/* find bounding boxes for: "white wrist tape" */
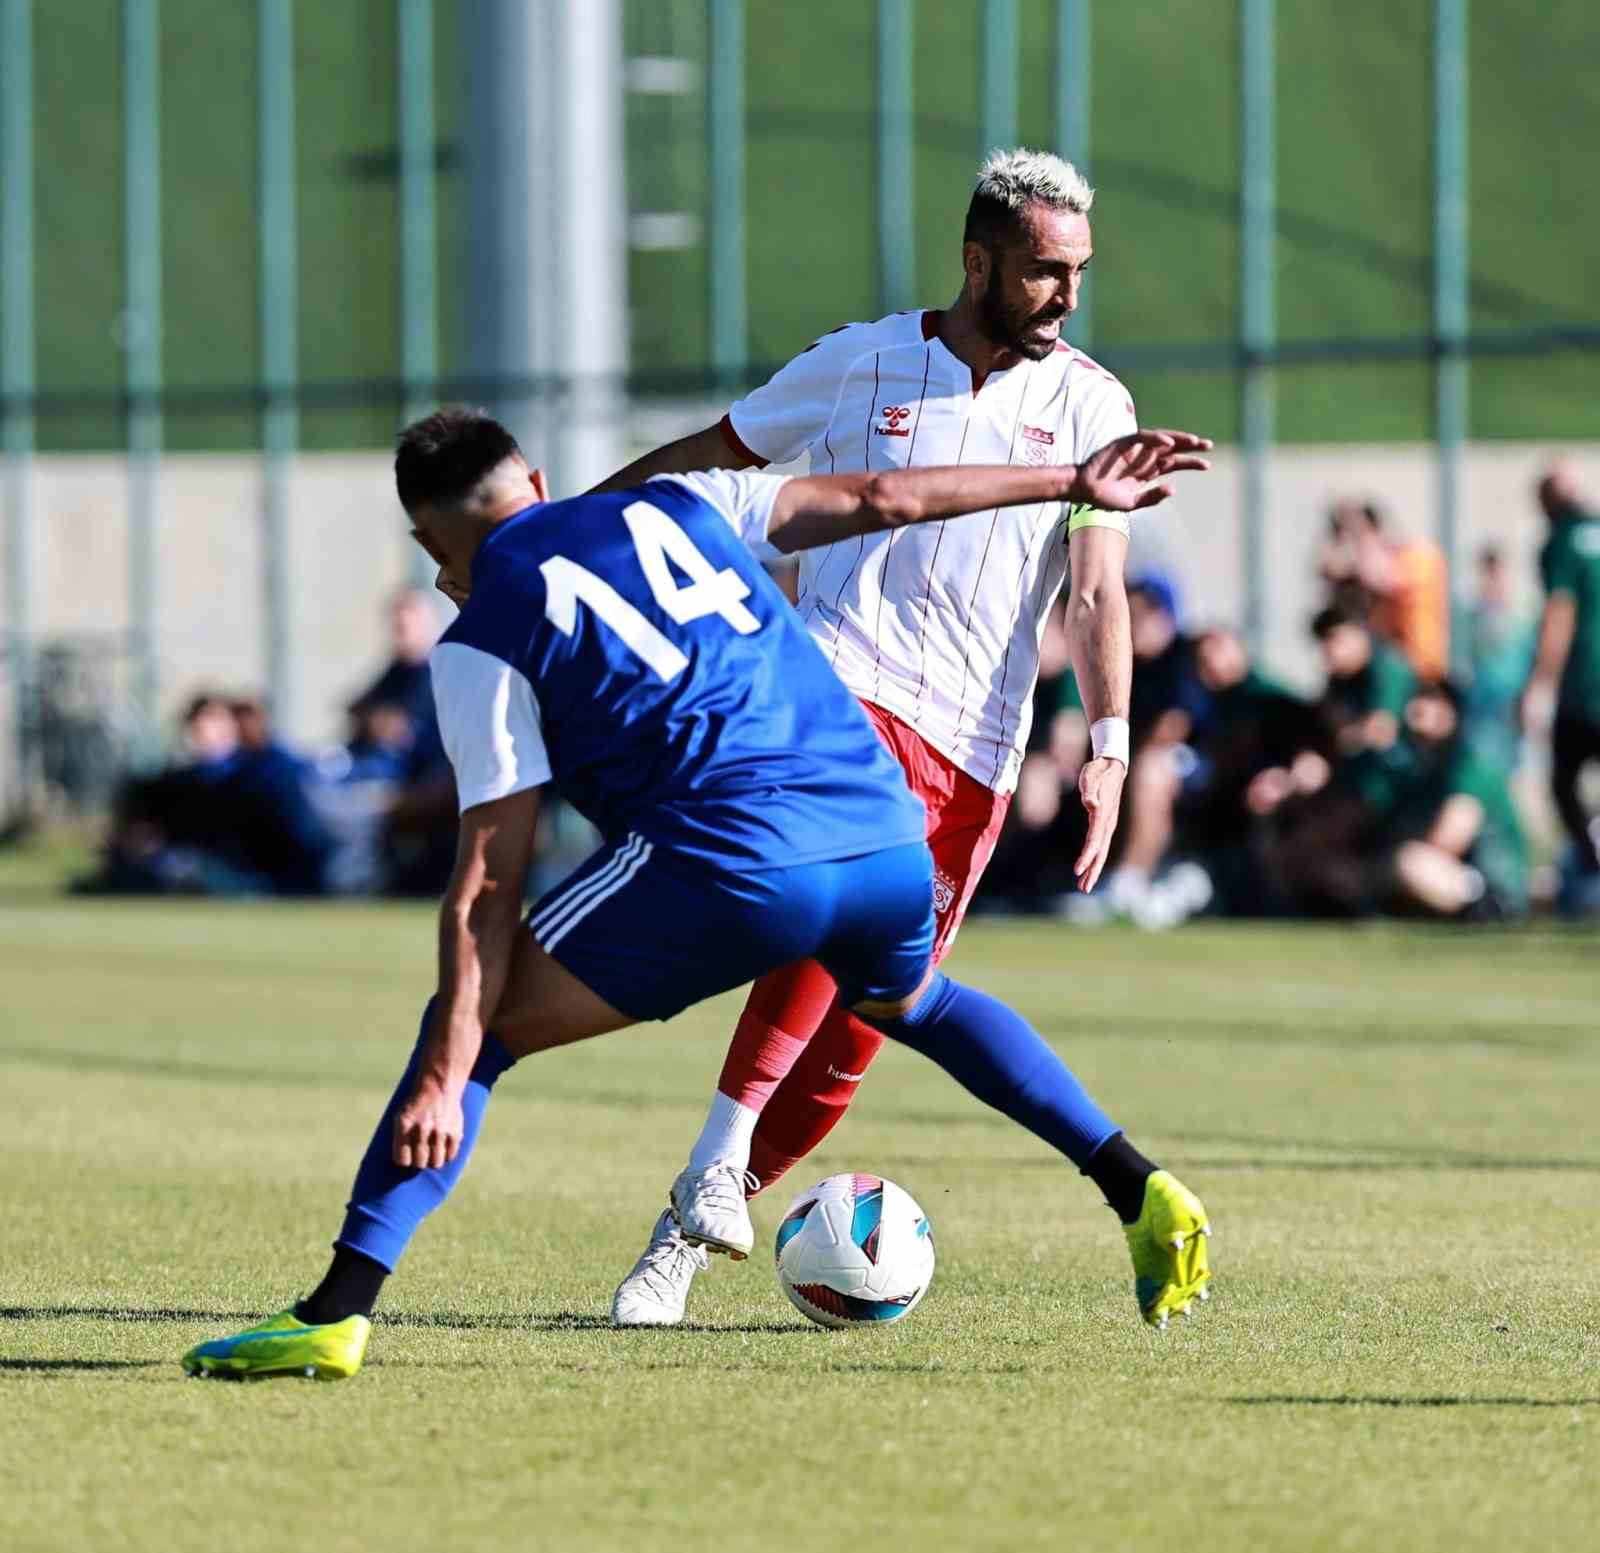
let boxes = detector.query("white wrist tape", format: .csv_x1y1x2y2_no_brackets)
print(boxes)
1089,717,1131,766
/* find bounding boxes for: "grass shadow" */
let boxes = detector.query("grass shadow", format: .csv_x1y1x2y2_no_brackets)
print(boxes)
381,1309,815,1336
1229,1394,1600,1409
1,1305,818,1339
0,1359,163,1373
1,1306,259,1324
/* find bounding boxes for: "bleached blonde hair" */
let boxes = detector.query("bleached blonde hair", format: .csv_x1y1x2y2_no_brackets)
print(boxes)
973,147,1094,217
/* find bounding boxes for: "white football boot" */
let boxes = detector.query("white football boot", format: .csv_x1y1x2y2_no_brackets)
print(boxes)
670,1162,759,1258
611,1209,710,1327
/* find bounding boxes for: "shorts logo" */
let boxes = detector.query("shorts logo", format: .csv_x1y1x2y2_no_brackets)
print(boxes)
827,1065,866,1083
1020,424,1055,466
875,404,912,438
932,869,957,915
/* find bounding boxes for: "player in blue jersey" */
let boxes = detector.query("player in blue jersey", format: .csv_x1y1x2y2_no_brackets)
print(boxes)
181,409,1212,1379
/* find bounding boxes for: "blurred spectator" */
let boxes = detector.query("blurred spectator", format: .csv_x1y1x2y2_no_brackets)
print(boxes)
1094,577,1211,923
1264,681,1526,919
1105,626,1322,924
86,692,333,896
348,588,441,732
1311,601,1416,758
326,586,460,896
1125,574,1205,750
1318,500,1449,682
1459,545,1534,772
1521,463,1600,913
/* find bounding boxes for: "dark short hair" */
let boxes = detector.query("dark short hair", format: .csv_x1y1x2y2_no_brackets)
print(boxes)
1311,601,1367,640
963,190,1028,254
1410,677,1463,716
182,692,231,725
394,408,521,513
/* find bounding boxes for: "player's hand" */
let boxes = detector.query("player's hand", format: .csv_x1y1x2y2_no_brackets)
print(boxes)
393,1078,466,1170
1074,755,1127,893
1071,430,1212,512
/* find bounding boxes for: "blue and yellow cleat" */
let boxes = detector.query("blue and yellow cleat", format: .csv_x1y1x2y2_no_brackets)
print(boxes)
181,1310,371,1381
1124,1170,1212,1329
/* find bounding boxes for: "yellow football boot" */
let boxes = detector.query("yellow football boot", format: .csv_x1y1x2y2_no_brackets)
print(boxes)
1123,1170,1212,1329
181,1310,371,1381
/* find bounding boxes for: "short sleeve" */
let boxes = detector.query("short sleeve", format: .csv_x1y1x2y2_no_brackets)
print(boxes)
724,323,870,467
1066,354,1140,539
1541,530,1580,596
649,470,791,562
429,641,552,813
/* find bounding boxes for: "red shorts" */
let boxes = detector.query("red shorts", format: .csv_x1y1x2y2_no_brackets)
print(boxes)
730,699,1012,1063
857,700,1011,963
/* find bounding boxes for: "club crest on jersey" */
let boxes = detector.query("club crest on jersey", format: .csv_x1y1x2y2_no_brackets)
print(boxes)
875,405,912,438
1020,424,1055,466
932,869,957,914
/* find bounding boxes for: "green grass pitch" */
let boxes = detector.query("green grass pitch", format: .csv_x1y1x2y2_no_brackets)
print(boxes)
1,875,1596,1552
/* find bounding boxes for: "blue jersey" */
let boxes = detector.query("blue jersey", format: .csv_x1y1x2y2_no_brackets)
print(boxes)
428,470,927,870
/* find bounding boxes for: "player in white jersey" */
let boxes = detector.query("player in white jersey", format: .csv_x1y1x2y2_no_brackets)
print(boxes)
602,149,1203,1328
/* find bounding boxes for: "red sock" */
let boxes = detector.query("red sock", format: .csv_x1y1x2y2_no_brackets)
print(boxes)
714,958,839,1111
747,1003,887,1195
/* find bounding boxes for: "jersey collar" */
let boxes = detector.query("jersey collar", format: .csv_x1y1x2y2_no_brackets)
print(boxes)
921,308,1023,395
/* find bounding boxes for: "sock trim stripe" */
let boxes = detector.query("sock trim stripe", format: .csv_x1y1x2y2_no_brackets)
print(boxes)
529,833,647,939
538,837,654,951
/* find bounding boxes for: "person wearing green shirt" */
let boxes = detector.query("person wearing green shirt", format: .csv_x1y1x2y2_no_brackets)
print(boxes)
1521,464,1600,908
1311,602,1417,757
1353,681,1527,916
1264,678,1525,919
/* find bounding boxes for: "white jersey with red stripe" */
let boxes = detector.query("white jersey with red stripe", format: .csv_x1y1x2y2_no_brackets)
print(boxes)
723,308,1137,794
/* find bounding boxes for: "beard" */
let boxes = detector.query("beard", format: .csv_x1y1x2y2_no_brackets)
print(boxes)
977,266,1066,362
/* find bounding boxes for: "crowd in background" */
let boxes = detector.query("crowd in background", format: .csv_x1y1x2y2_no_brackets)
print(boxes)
979,461,1600,925
81,464,1600,926
82,591,460,900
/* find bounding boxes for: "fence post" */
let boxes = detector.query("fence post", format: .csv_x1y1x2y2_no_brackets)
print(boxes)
877,0,915,315
1,0,35,804
980,0,1018,157
1434,0,1469,644
259,0,298,732
124,0,162,756
1238,0,1275,658
398,0,439,586
1055,0,1092,347
708,0,746,390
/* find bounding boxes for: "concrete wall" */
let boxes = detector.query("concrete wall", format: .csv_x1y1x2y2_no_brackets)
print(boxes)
4,453,421,763
3,435,1597,795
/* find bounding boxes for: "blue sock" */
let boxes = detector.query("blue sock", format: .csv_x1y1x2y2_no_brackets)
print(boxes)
871,973,1119,1168
336,999,517,1271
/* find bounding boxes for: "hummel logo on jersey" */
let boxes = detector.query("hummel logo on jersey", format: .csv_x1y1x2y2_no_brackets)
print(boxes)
875,405,912,438
827,1065,867,1083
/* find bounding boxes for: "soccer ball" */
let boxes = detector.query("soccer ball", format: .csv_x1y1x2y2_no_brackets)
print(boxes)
774,1172,934,1328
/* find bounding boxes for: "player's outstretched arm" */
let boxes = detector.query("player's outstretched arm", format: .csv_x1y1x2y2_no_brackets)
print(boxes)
589,422,745,494
763,429,1211,554
393,788,542,1170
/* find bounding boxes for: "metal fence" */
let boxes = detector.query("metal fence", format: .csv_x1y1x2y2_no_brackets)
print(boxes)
2,0,1598,813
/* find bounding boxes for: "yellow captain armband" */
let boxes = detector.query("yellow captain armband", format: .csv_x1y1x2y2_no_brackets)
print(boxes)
1066,503,1131,539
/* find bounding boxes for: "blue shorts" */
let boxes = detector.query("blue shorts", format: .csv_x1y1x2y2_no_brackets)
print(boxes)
526,832,935,1021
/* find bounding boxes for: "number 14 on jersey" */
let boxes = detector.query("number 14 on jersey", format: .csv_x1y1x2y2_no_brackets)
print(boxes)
540,501,761,682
